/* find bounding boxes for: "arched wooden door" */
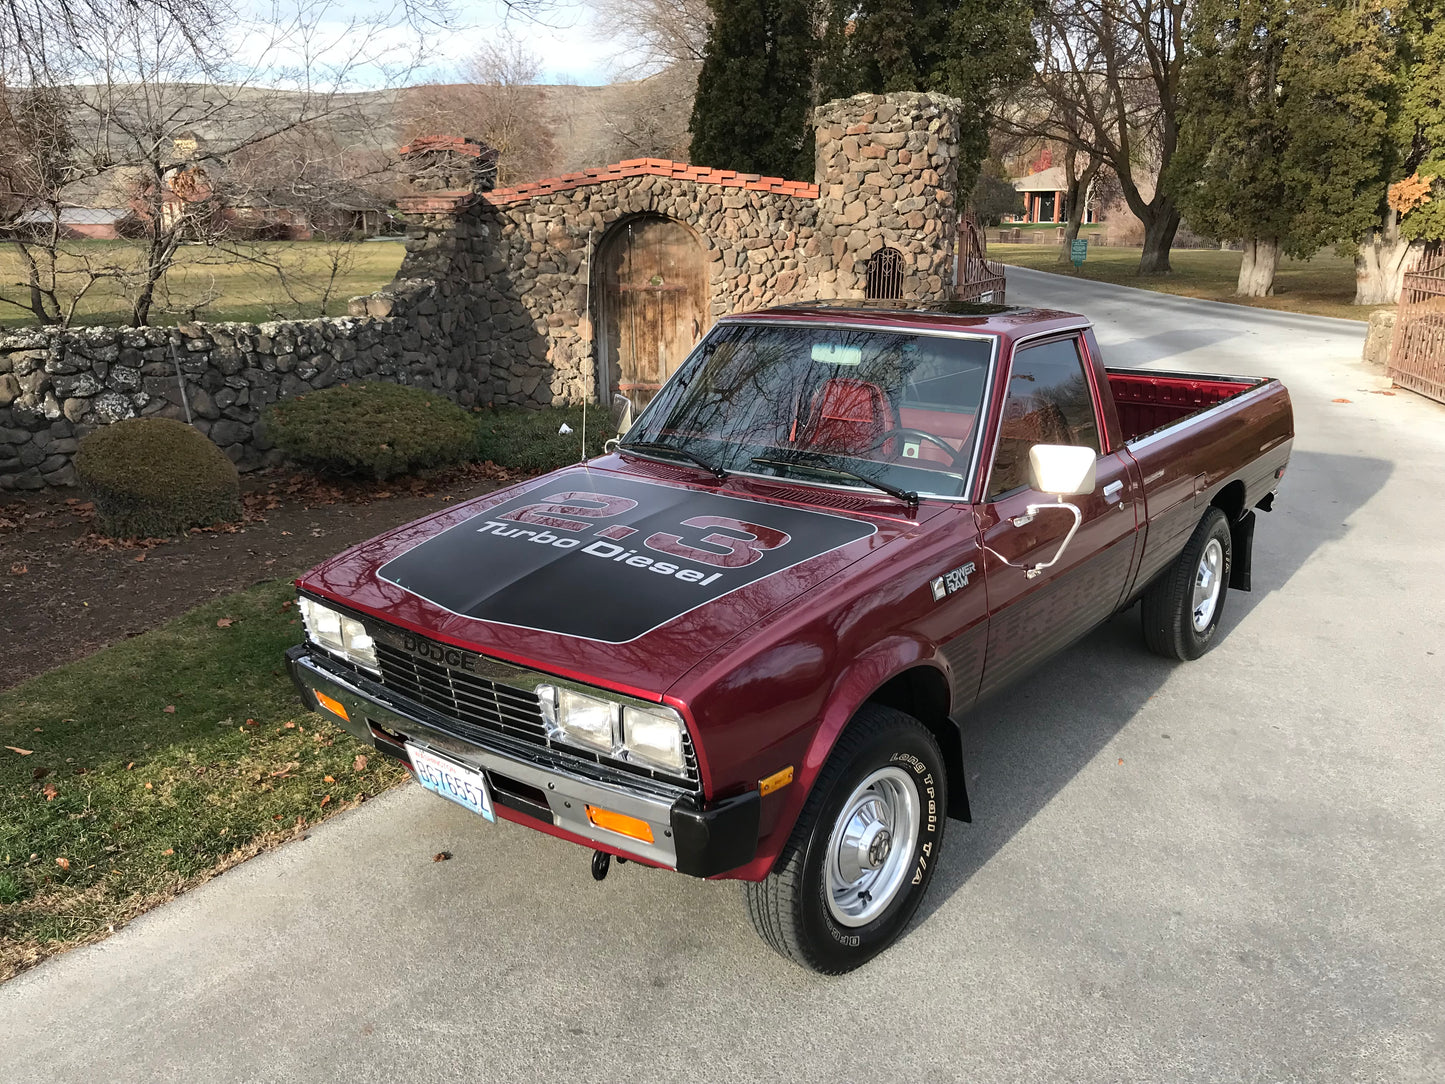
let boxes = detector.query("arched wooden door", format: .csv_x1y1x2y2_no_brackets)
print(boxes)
597,216,708,410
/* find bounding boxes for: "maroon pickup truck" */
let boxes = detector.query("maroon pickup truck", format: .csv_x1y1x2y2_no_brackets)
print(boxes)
287,301,1293,972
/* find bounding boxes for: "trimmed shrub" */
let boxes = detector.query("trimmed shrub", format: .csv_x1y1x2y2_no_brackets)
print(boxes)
75,418,243,539
264,382,476,480
475,404,614,474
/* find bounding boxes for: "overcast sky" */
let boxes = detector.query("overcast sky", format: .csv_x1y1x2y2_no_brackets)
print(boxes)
228,0,644,89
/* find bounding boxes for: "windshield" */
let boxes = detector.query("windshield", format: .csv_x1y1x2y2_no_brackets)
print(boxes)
621,321,994,499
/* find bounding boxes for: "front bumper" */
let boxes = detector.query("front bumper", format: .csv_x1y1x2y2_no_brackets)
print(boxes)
286,646,759,877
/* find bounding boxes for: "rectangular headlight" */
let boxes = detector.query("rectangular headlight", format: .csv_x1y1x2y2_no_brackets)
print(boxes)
536,685,617,754
622,705,687,774
299,596,379,674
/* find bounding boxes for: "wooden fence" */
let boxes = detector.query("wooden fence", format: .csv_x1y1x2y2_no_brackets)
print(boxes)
1389,260,1445,403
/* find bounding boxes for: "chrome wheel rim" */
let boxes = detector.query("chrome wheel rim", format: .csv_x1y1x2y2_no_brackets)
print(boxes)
824,766,920,928
1192,538,1224,632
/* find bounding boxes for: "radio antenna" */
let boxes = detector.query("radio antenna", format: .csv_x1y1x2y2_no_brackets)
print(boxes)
580,229,594,465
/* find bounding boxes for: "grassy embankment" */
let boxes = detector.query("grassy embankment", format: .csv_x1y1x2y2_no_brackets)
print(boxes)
0,579,408,980
0,240,406,328
992,242,1383,323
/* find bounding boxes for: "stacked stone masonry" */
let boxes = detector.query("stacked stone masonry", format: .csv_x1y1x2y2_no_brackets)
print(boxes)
0,92,969,490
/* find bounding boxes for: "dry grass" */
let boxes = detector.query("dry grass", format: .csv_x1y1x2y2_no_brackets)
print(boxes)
0,239,406,328
992,243,1386,323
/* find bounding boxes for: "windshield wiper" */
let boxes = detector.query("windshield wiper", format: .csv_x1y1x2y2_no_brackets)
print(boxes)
750,455,918,509
620,440,728,480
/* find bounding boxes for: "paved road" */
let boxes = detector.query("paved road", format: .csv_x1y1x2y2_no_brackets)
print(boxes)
4,269,1443,1083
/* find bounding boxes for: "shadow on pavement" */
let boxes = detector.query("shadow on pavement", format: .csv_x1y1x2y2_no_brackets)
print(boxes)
913,449,1391,921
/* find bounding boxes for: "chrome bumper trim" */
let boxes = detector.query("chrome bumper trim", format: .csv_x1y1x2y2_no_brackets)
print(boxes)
291,652,681,868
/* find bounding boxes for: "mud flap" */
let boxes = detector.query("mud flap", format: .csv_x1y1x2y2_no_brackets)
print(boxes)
1229,510,1255,592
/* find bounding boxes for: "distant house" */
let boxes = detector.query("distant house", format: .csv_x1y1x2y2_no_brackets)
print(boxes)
9,207,131,240
1010,166,1101,226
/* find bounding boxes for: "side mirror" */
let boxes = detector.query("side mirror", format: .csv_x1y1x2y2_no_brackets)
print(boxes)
611,393,634,437
1029,444,1096,496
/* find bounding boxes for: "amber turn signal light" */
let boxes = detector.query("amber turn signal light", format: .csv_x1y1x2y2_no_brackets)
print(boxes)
759,765,794,797
313,689,349,722
586,805,655,844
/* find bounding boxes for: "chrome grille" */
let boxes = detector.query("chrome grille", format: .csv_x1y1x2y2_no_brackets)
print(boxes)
371,631,700,791
375,642,548,745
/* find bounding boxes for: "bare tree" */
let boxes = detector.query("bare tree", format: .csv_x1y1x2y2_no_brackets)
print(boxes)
0,0,429,326
999,0,1186,274
594,64,697,162
589,0,711,74
401,35,559,187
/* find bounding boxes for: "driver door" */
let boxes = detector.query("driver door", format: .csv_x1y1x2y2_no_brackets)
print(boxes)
976,335,1142,701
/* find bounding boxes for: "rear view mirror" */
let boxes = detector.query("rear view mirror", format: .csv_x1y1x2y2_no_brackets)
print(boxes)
1029,444,1096,496
611,393,634,437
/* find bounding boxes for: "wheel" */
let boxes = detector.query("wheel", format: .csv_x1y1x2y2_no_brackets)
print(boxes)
743,703,947,974
1141,506,1232,661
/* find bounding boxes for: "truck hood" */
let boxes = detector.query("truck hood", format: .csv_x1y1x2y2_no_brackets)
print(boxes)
297,463,935,699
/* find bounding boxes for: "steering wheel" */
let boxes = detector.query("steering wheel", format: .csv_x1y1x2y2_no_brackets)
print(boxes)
867,426,967,470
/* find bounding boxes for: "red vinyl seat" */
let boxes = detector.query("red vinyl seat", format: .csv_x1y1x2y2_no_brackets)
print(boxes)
801,377,896,456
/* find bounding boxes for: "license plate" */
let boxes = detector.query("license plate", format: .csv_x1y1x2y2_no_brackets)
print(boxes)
407,744,495,822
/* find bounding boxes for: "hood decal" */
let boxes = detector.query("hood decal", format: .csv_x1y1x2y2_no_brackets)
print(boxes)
377,474,877,644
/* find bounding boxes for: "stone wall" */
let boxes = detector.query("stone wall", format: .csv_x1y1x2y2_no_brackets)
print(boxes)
1,91,974,490
0,310,478,490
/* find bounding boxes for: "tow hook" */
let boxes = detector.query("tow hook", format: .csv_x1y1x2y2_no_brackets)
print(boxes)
590,851,628,881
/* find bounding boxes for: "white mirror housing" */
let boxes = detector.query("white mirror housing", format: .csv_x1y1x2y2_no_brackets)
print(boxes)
611,393,635,437
1029,444,1096,496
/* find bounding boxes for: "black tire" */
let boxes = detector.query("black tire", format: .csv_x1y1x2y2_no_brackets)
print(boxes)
743,703,947,974
1142,506,1232,661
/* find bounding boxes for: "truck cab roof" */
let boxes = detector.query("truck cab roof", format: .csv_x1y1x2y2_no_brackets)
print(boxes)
745,299,1091,344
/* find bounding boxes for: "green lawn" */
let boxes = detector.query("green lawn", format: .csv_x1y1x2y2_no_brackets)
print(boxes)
992,243,1383,323
0,579,406,980
0,239,406,328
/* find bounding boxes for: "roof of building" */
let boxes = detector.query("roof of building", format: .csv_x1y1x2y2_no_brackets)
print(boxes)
1012,166,1067,193
14,207,129,225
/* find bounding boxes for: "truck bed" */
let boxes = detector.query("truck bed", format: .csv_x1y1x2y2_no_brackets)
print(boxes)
1106,368,1268,442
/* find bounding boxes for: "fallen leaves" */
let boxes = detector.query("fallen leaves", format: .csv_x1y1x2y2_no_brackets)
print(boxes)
268,761,300,779
42,783,58,800
9,563,26,575
1331,398,1352,404
323,775,335,783
353,754,368,773
216,617,234,628
162,848,174,856
5,745,33,756
162,705,176,714
433,852,451,863
55,857,70,871
319,795,331,809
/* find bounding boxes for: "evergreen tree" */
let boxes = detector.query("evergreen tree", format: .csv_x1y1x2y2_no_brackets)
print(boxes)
1171,0,1296,296
1171,0,1400,298
688,0,817,180
815,0,1034,195
1394,1,1445,247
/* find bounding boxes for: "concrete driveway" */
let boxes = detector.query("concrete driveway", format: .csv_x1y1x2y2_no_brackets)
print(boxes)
3,268,1442,1083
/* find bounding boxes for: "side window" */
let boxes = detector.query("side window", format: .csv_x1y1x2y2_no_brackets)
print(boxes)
987,337,1101,499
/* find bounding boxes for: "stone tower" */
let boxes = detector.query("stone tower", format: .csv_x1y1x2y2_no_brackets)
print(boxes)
813,92,963,300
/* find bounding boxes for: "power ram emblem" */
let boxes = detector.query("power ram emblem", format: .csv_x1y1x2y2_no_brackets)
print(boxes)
929,561,976,601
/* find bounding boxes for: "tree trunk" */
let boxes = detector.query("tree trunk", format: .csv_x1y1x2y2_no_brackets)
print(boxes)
1236,237,1280,297
1354,211,1427,305
1057,161,1100,264
1138,207,1181,274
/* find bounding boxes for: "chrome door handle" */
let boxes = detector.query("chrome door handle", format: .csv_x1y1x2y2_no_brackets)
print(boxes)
1103,481,1124,503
